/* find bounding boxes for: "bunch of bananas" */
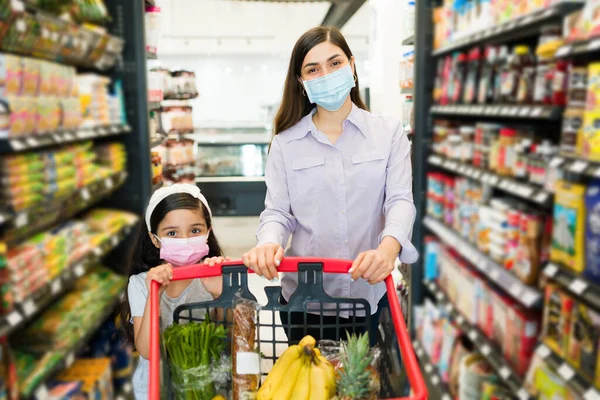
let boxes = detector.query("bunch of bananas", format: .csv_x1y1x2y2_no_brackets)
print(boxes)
257,335,336,400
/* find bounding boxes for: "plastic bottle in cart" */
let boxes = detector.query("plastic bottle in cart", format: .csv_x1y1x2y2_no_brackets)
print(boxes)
477,46,498,104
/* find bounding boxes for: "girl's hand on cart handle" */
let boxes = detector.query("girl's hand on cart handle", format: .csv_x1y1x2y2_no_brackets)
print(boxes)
145,263,174,294
203,256,230,267
202,256,230,298
242,243,284,281
349,249,394,285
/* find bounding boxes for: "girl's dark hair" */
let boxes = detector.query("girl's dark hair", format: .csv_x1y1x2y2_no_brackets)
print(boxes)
273,26,368,136
119,193,224,344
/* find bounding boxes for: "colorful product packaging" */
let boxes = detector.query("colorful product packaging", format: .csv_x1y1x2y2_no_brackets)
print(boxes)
541,284,574,358
585,182,600,285
567,303,600,383
551,181,586,273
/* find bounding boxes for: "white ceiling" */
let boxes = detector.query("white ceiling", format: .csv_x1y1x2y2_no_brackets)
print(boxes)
156,0,371,55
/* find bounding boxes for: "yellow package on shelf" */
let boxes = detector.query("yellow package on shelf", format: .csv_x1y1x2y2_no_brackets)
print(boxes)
551,181,586,273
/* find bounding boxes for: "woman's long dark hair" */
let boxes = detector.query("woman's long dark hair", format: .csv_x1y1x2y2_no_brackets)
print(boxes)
273,26,368,136
119,193,224,344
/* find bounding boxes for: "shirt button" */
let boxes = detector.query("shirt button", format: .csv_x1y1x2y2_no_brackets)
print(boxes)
339,180,344,185
340,211,345,215
343,240,348,244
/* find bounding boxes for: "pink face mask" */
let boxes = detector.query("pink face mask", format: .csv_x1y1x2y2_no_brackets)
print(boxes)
157,235,210,267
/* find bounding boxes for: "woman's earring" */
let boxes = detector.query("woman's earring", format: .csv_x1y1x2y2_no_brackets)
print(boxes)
302,89,307,97
354,74,358,83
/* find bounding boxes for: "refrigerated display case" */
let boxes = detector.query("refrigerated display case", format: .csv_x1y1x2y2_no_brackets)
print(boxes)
189,128,269,216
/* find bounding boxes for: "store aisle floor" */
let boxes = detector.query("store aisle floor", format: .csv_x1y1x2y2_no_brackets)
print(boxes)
213,216,287,359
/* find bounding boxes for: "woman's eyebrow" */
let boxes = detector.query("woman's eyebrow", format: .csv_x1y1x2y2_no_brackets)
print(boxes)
190,222,207,227
303,54,342,69
161,226,178,231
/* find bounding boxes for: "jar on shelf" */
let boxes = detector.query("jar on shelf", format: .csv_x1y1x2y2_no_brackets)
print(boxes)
497,127,517,176
460,125,476,162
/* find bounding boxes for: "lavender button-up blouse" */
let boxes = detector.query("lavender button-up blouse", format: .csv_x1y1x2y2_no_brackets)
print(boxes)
257,104,418,316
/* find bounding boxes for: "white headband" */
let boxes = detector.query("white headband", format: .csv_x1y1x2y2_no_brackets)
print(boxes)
145,183,212,232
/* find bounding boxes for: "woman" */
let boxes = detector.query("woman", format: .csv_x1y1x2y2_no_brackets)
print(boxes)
242,26,418,343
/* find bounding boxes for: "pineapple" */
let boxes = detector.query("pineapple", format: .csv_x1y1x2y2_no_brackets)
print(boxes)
337,332,375,400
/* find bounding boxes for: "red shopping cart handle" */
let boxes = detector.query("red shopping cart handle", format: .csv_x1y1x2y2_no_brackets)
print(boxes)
148,257,427,400
169,256,353,281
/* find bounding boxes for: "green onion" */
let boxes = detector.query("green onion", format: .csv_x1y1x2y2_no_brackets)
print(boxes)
163,319,228,400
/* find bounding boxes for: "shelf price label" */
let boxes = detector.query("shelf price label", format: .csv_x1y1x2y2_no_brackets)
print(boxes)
6,310,23,327
14,212,28,228
544,263,559,278
517,388,531,400
537,345,551,359
23,299,36,317
569,278,588,295
51,279,62,295
35,385,49,400
570,160,588,173
468,330,478,341
9,140,25,151
558,363,575,381
584,388,600,400
480,344,491,356
431,375,440,385
74,264,85,277
499,366,511,380
65,352,75,368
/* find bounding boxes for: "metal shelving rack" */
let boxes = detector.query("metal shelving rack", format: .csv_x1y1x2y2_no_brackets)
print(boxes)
410,0,600,397
0,0,153,396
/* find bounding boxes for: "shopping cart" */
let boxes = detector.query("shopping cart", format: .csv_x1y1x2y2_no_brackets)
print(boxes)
148,257,428,400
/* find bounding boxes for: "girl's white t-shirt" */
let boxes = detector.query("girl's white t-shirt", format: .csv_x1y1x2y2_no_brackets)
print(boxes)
128,272,213,400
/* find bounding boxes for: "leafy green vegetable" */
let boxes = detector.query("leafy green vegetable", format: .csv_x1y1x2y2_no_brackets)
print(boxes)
163,319,228,400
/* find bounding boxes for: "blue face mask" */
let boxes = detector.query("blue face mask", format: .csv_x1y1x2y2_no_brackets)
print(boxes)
303,64,356,112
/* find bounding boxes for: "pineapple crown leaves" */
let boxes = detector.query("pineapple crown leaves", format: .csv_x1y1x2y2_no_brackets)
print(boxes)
337,332,373,399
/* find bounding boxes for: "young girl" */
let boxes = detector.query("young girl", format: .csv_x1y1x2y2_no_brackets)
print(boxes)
120,183,227,399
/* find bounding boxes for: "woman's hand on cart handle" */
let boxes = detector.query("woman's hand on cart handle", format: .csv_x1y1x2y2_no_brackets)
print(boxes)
242,243,284,280
145,263,174,294
349,248,395,284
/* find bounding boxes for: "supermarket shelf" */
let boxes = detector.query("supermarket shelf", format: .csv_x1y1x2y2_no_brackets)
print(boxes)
534,344,600,398
0,220,137,339
195,176,266,183
555,37,600,59
402,35,415,46
543,263,600,312
428,154,553,206
549,155,600,179
146,50,157,60
187,132,271,145
429,104,564,120
26,289,125,399
148,101,162,110
0,171,128,243
423,216,543,308
0,124,131,154
425,281,534,400
432,1,584,56
412,340,452,400
150,135,165,148
164,94,199,101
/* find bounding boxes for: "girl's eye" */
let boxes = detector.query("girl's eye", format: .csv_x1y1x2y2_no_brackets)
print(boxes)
191,228,201,234
166,231,177,237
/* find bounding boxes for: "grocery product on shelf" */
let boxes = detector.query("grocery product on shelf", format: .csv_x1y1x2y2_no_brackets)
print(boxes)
0,141,125,213
0,53,126,139
551,181,587,273
151,68,199,100
158,105,194,134
0,2,123,70
145,6,162,56
55,358,114,399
